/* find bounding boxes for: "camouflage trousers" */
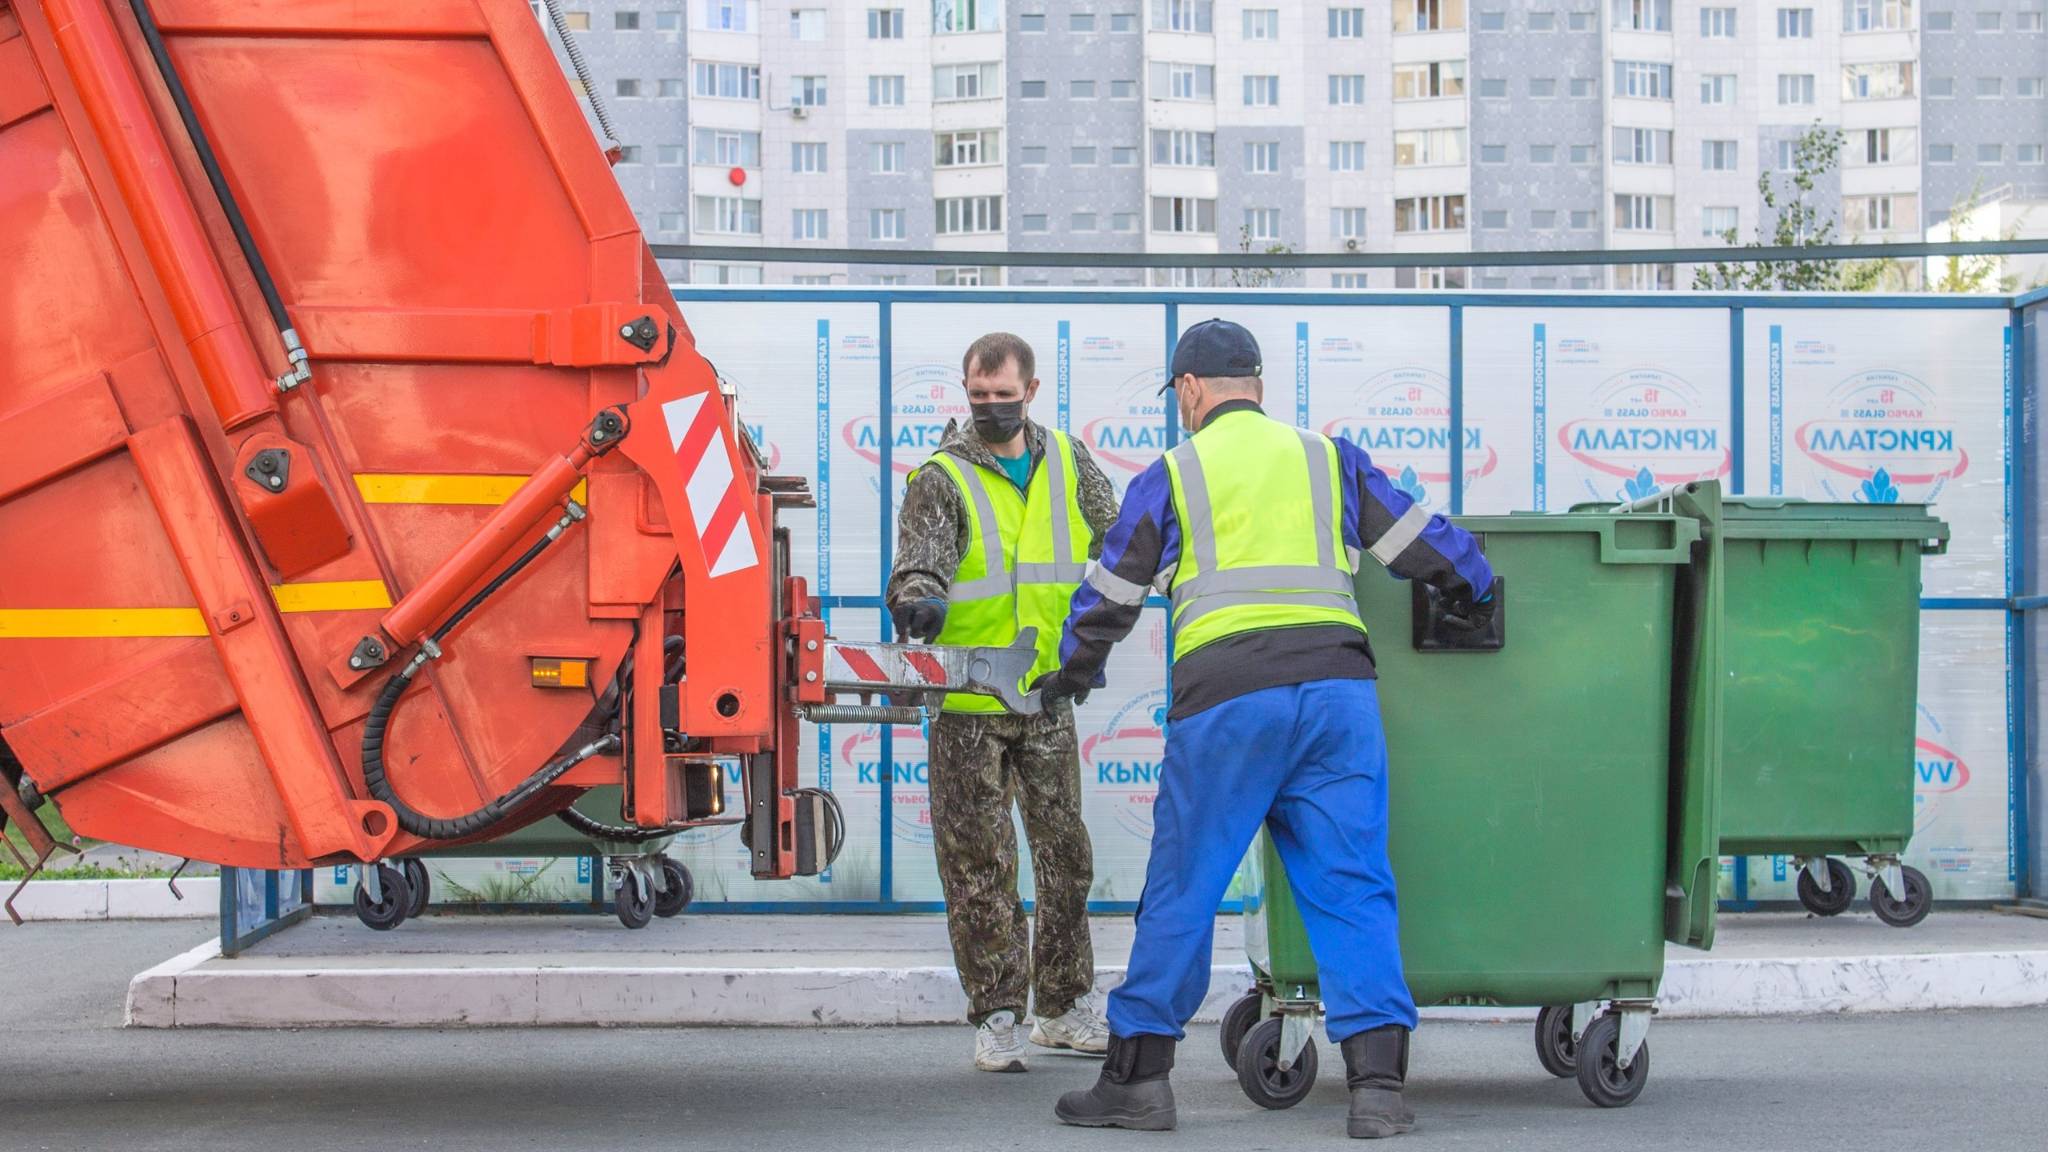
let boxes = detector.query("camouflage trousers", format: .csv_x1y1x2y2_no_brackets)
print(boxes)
928,704,1096,1025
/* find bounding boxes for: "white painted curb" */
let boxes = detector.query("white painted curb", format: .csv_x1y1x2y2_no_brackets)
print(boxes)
126,950,2048,1029
9,878,217,921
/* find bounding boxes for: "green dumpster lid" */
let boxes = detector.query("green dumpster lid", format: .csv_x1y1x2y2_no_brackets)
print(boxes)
1571,495,1949,544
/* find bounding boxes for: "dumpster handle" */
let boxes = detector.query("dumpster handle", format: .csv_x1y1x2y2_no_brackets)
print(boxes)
1594,517,1700,566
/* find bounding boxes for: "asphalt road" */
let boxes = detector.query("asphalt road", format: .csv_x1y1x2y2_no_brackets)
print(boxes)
3,921,2043,1152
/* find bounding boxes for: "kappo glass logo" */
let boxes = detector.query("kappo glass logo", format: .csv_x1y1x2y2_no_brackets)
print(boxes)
1558,369,1729,503
844,366,969,478
837,724,934,844
1913,704,1971,835
1321,367,1495,510
1081,689,1168,839
1795,370,1966,505
1080,368,1171,483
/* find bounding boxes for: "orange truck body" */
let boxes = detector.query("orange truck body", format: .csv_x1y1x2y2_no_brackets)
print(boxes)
0,0,843,874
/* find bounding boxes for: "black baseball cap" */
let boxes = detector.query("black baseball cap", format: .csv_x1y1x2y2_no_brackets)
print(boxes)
1160,319,1263,394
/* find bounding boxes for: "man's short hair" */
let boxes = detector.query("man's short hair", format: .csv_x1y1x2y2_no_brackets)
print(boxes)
1200,374,1263,395
963,332,1035,382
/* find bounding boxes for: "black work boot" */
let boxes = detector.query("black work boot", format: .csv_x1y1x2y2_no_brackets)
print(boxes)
1053,1033,1177,1131
1341,1025,1417,1139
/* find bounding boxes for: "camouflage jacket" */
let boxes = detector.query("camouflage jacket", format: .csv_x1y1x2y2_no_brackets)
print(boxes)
885,419,1121,613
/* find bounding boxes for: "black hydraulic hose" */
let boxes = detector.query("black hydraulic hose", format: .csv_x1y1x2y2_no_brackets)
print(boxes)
556,804,674,844
558,635,688,843
125,0,290,333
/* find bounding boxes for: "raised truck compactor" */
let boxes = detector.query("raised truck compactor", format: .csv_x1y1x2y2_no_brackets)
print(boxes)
0,0,1041,921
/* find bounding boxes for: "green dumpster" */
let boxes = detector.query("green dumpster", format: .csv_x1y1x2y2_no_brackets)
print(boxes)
1225,483,1725,1111
1710,498,1948,927
355,788,688,931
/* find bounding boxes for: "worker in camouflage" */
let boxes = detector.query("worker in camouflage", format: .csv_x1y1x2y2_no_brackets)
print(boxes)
887,332,1121,1073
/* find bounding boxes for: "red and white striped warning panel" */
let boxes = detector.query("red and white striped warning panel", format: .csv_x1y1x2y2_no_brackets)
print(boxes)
660,392,759,578
824,644,951,688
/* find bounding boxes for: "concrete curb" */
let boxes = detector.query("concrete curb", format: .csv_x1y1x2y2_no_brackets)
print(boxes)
126,950,2048,1029
10,878,217,921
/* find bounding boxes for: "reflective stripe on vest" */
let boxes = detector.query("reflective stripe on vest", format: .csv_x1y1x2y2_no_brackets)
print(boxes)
1164,412,1363,657
924,431,1091,712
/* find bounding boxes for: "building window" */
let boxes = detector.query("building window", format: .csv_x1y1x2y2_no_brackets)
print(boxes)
1702,140,1738,170
934,0,1000,33
1530,143,1556,162
1395,0,1466,32
1776,7,1813,36
1331,207,1369,238
562,10,592,31
1613,0,1671,30
1152,196,1217,233
1615,127,1673,165
694,128,761,165
656,11,683,32
1477,8,1505,28
616,145,643,164
1479,143,1507,162
694,195,762,235
935,63,999,101
1479,77,1507,97
1570,77,1597,98
1332,273,1369,289
1844,62,1915,100
1154,0,1214,31
1928,75,1954,97
657,144,685,166
1112,11,1138,31
1020,79,1047,98
935,267,1000,286
1021,214,1050,234
935,195,1003,234
2020,143,2045,164
1570,208,1598,229
1245,74,1281,105
1613,194,1673,231
1613,264,1674,291
790,209,828,240
1927,143,1954,163
615,10,642,30
694,62,761,100
1569,142,1598,164
789,8,826,38
1701,74,1734,104
1111,79,1138,98
1977,143,2004,163
1775,139,1798,168
1330,140,1367,171
1112,145,1139,165
1150,62,1216,100
1614,61,1674,99
697,1,749,31
1700,6,1735,35
657,78,686,98
656,211,683,234
1020,145,1048,164
1329,74,1366,105
1244,7,1279,37
1568,9,1595,30
2020,8,2045,31
1530,209,1558,228
1019,11,1046,30
1857,128,1906,164
868,8,905,37
1245,140,1282,172
1701,206,1738,237
1072,212,1098,231
1926,9,1953,28
1975,76,2003,98
1480,209,1509,229
1777,73,1816,105
1329,6,1365,36
1112,212,1139,232
1394,128,1467,166
1152,129,1216,167
1071,145,1099,165
1071,11,1096,31
1394,195,1466,232
1072,79,1097,99
2022,77,2046,98
1244,207,1282,240
615,78,642,98
1528,10,1556,29
1845,0,1913,31
872,142,905,173
1846,195,1909,231
936,130,1000,167
1396,267,1466,289
1529,77,1557,97
869,75,906,106
791,76,826,106
791,142,827,173
1394,60,1466,99
1975,9,2001,28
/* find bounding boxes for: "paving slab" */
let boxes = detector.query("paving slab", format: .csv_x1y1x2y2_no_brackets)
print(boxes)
127,909,2048,1028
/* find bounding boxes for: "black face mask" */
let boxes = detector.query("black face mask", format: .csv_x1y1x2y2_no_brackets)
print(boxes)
970,400,1027,444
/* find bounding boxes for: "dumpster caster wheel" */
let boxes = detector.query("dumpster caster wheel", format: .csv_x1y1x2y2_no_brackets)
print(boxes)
1574,1015,1649,1108
1220,992,1264,1071
614,868,653,929
1869,865,1931,928
1534,1005,1578,1078
1236,1017,1318,1110
653,857,693,919
1795,858,1856,917
353,864,412,932
401,858,431,920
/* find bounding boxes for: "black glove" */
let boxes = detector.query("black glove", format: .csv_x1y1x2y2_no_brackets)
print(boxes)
1439,580,1498,633
890,598,946,643
1030,667,1092,709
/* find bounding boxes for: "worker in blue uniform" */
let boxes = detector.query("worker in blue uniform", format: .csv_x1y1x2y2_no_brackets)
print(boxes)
1032,319,1496,1139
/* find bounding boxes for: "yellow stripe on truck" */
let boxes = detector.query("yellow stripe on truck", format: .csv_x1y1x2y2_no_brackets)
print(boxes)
269,580,394,613
0,581,394,638
354,474,588,506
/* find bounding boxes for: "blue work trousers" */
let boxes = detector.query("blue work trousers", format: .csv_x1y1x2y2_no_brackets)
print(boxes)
1106,678,1417,1043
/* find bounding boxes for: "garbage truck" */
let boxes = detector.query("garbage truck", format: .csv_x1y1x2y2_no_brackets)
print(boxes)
0,0,1042,922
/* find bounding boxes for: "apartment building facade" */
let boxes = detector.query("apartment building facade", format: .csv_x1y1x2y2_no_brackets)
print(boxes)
538,0,2047,288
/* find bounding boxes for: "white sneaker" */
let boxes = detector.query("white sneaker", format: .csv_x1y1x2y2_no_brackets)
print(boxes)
1031,999,1110,1054
975,1010,1030,1072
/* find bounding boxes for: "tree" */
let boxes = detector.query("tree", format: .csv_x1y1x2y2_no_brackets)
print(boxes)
1928,179,2032,294
1228,227,1297,288
1692,123,1897,292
